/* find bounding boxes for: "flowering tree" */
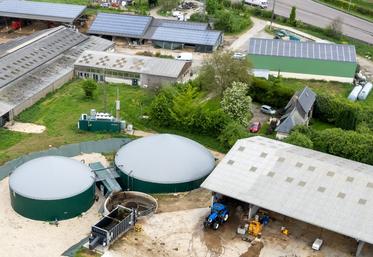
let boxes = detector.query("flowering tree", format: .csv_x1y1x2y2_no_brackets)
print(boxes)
221,82,252,126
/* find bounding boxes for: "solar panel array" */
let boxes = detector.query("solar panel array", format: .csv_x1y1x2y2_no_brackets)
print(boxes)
88,13,152,38
0,0,86,23
248,38,356,63
0,27,87,89
153,19,208,31
151,26,222,46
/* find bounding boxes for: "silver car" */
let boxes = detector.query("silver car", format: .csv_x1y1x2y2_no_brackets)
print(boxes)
260,105,276,115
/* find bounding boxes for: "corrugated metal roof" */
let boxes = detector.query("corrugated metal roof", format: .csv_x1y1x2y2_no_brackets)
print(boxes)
149,26,222,46
0,0,86,23
9,156,95,200
88,12,152,38
0,26,87,90
248,38,356,63
0,26,114,118
115,134,215,184
75,50,189,78
151,18,208,31
201,136,373,244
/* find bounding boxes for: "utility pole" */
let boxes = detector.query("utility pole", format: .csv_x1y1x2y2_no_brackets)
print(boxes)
115,87,120,121
270,0,277,30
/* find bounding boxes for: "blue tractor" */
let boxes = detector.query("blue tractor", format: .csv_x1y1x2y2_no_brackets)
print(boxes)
203,203,229,230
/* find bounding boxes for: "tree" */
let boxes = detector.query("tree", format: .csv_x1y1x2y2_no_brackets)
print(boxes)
218,121,249,148
221,82,252,126
170,84,201,128
158,0,178,11
149,86,176,127
289,6,297,26
199,51,252,95
284,131,313,148
326,17,343,39
81,79,97,99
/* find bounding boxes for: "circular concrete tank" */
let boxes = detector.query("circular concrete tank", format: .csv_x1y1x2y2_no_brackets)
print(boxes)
115,134,215,193
9,156,96,221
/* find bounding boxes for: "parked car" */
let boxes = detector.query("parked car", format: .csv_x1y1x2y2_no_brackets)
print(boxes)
249,122,261,133
172,10,182,17
244,0,268,9
175,52,193,61
260,105,276,115
233,52,246,60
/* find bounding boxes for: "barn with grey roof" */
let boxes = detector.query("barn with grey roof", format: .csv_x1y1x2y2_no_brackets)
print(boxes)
202,136,373,256
248,38,357,83
88,13,223,52
0,0,86,23
0,26,114,127
74,50,192,88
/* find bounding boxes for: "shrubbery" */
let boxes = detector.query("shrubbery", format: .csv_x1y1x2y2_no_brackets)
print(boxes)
214,10,251,33
288,126,373,165
149,83,230,136
218,121,249,148
249,78,295,108
318,0,373,17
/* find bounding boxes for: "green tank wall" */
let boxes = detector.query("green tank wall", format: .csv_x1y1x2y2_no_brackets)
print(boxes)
249,55,356,78
9,184,95,221
119,172,207,193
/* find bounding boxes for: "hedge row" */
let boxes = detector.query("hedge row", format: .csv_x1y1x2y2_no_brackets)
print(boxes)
319,0,373,17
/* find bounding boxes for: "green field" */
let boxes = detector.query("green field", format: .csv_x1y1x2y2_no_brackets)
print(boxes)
0,80,224,165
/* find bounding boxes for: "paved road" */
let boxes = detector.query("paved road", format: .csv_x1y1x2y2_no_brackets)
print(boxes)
267,0,373,44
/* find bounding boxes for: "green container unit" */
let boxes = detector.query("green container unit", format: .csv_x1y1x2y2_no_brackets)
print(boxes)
115,134,216,193
9,156,96,221
79,119,121,133
249,55,356,78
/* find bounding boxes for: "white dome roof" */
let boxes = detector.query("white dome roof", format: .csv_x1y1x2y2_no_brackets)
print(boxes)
9,156,95,200
115,134,215,184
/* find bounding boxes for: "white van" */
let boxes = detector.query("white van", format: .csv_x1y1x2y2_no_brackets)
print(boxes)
244,0,268,9
175,53,193,61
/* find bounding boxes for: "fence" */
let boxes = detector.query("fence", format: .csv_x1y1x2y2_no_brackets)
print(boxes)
0,138,131,181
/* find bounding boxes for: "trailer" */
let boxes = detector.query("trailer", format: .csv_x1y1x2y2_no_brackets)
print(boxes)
89,205,136,250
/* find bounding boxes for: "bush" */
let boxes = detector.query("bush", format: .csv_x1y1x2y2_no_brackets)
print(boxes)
214,9,251,33
249,78,295,108
218,121,249,148
314,94,361,130
289,6,297,26
189,13,208,23
312,128,373,165
148,86,176,127
221,82,252,126
81,79,97,99
284,131,313,148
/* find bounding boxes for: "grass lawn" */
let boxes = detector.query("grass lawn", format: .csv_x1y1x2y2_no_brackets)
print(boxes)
310,119,336,131
0,80,227,165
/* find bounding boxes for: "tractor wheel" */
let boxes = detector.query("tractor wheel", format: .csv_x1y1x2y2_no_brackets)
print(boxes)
203,221,209,229
223,213,229,222
213,222,219,230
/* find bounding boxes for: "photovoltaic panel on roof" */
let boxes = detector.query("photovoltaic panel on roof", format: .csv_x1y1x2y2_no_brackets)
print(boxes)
88,13,152,38
150,26,221,46
0,0,86,23
248,38,356,63
153,19,208,31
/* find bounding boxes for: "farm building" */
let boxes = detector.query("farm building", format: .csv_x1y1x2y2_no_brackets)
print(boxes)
0,26,114,127
0,0,86,24
276,87,316,139
9,156,96,221
202,136,373,257
115,134,215,193
74,50,192,88
248,38,357,83
88,13,223,52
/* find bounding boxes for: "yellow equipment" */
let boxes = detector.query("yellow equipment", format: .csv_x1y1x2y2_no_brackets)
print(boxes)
134,224,142,232
248,220,262,237
281,226,289,236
